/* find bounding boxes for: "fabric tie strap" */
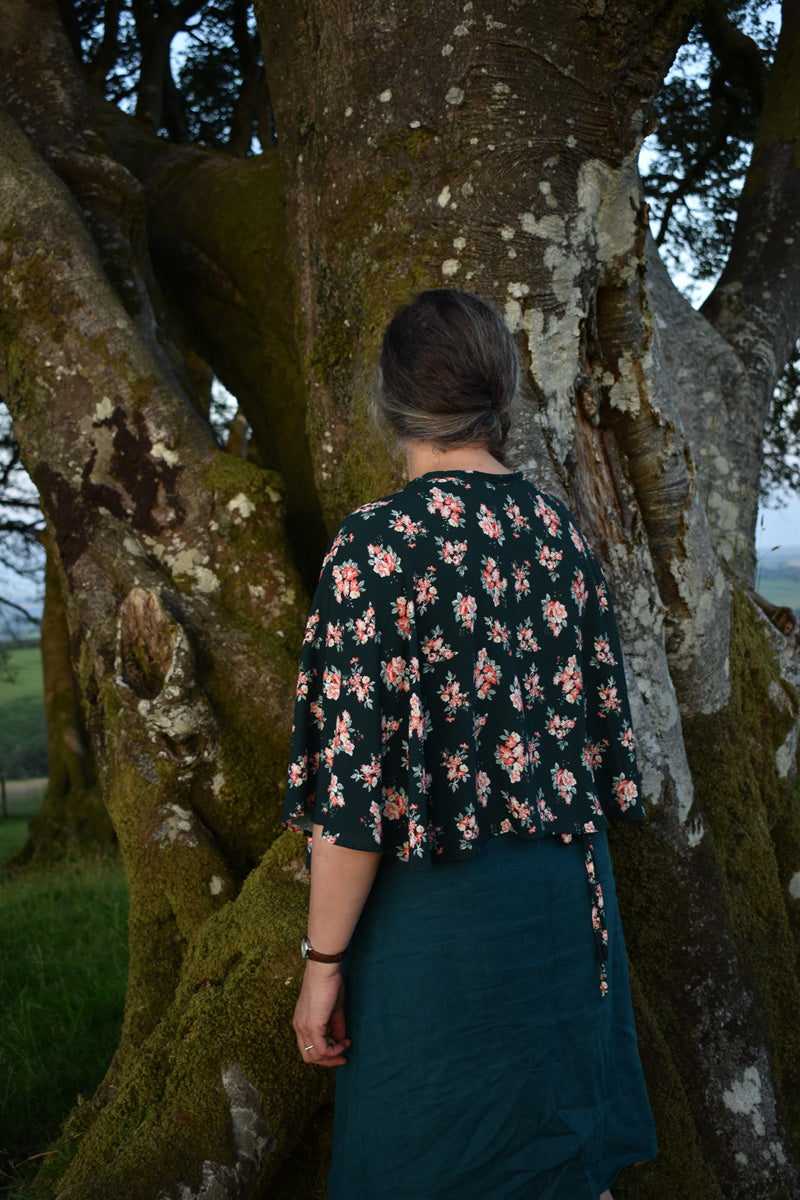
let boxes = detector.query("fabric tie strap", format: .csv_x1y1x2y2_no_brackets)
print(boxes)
561,833,609,996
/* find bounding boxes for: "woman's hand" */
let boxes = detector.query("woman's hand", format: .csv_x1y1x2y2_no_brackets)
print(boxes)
293,960,351,1067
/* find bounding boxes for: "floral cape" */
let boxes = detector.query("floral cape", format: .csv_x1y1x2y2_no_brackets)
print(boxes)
283,470,645,864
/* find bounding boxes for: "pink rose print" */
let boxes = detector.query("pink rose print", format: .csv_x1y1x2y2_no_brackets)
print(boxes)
598,682,621,713
390,511,424,540
453,592,477,631
439,538,468,568
295,670,310,699
332,560,362,602
353,756,381,788
510,676,524,712
368,542,399,577
346,667,374,705
322,668,341,699
392,595,413,639
481,556,507,605
496,731,526,782
327,774,345,807
326,621,343,647
474,647,500,699
415,572,438,611
441,673,469,720
349,603,376,643
476,770,491,807
422,628,455,663
513,562,531,595
534,494,561,537
537,543,563,574
542,596,568,636
552,765,577,803
382,656,410,692
516,623,539,653
592,638,616,666
505,499,531,535
524,669,543,703
443,747,470,790
572,569,588,613
428,487,465,526
621,725,635,751
288,755,308,786
477,503,505,542
382,785,407,820
456,807,479,840
485,617,510,645
546,712,577,741
569,522,585,552
553,655,583,703
613,775,639,810
583,741,605,769
332,711,355,755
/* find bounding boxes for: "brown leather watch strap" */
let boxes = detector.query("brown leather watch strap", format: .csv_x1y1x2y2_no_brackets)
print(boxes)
301,936,346,963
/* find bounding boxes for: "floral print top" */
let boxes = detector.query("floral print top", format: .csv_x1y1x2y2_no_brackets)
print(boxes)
283,470,645,864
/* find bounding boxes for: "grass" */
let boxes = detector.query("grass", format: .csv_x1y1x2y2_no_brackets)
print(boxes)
754,574,800,612
0,829,129,1194
0,646,46,781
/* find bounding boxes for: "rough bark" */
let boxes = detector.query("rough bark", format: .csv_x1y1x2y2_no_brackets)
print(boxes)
14,538,111,863
0,0,798,1197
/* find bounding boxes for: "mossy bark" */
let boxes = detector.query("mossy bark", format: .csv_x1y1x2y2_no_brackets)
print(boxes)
15,539,111,864
1,0,800,1197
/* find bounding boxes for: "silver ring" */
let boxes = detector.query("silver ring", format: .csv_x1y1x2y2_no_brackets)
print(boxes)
304,1044,314,1051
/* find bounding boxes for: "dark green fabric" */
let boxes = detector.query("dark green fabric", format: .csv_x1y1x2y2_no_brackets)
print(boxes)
328,832,658,1199
284,471,645,862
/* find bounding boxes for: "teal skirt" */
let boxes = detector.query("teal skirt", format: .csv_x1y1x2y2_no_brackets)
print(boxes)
327,832,657,1200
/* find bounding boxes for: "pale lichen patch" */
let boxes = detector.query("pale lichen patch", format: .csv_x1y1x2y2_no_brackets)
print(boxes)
446,87,465,106
722,1066,765,1137
209,875,226,895
788,871,800,901
441,259,460,276
154,803,199,848
378,89,392,103
94,396,115,422
151,441,179,466
437,185,451,208
227,492,256,520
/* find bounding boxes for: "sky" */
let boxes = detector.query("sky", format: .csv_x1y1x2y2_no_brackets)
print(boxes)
756,495,800,555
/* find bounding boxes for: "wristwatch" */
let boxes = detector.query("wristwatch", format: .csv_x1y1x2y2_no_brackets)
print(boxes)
301,936,347,963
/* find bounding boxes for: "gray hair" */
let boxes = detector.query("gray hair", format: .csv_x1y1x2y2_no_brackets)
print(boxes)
372,289,519,464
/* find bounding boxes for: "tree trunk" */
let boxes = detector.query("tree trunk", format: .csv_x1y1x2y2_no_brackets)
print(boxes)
0,0,799,1196
14,537,112,864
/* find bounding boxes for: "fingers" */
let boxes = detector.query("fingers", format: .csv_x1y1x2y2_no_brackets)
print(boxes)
297,1033,351,1067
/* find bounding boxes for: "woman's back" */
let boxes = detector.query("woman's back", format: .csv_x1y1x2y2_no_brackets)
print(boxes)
285,468,644,864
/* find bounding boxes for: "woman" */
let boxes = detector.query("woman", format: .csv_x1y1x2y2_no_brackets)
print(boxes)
283,289,658,1199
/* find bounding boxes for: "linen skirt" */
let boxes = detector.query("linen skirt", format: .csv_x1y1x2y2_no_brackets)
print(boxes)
327,831,657,1200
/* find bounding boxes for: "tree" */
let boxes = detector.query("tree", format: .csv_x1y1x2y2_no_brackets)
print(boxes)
0,1,799,1198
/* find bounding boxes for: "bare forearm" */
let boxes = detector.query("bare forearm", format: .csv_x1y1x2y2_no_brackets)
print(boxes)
292,826,382,1067
307,823,382,954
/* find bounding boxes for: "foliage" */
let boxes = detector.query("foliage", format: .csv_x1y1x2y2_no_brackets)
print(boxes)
0,849,128,1190
0,646,47,781
61,0,271,153
640,0,800,500
0,406,43,632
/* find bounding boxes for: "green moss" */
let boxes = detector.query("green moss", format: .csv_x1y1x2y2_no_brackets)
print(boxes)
47,833,331,1198
683,592,800,1116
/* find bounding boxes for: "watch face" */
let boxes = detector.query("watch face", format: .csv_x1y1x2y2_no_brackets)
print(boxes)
300,937,310,959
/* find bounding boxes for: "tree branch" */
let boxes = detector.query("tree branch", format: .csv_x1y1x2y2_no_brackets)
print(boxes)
702,2,800,401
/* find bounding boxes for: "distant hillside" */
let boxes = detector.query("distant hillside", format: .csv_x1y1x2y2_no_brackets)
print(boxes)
755,545,800,613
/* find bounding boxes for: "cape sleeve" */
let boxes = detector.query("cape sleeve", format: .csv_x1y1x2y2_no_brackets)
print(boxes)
282,518,410,853
580,546,646,823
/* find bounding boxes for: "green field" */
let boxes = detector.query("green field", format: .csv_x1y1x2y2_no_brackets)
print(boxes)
0,646,47,781
754,573,800,612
